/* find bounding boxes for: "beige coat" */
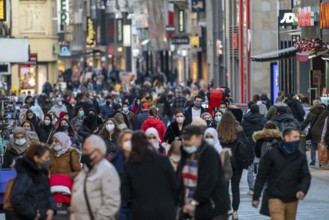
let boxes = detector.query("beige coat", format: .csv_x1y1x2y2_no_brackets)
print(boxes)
69,159,121,220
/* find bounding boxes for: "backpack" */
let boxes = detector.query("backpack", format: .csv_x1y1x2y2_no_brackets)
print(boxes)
279,119,297,132
3,177,32,210
260,139,278,158
234,136,254,169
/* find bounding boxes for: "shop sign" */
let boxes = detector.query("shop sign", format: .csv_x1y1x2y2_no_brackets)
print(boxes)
190,36,199,48
320,2,329,29
29,53,38,62
179,10,185,32
86,17,96,47
297,6,314,27
117,19,123,42
123,25,131,47
0,0,6,21
171,36,189,45
57,0,70,32
233,33,238,49
191,0,205,13
278,10,297,27
59,45,71,56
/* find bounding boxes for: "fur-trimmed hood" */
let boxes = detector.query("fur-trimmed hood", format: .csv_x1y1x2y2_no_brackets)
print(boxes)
252,128,281,142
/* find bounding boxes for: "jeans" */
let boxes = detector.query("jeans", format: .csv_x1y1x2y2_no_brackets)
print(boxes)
247,158,259,191
230,168,243,211
269,199,298,220
311,142,318,163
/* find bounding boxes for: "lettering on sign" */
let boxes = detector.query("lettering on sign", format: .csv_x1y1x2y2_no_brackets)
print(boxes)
278,10,297,26
86,17,96,46
58,0,69,32
0,0,6,21
320,2,329,29
298,7,314,27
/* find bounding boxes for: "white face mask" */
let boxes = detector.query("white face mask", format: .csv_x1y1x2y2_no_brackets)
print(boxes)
122,140,132,151
176,117,184,124
149,139,159,150
170,155,181,163
106,124,115,132
44,119,51,126
205,138,216,146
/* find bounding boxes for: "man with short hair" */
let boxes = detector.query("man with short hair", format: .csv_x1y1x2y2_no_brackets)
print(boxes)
184,95,206,124
179,125,230,220
252,128,311,220
70,135,121,220
100,95,114,119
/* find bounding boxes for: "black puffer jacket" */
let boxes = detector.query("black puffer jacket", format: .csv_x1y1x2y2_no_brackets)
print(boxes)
164,121,185,144
274,113,300,130
285,98,305,122
38,122,55,144
253,145,311,203
241,112,267,150
11,157,56,220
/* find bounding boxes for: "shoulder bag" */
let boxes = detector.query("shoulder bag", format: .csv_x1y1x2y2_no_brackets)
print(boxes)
83,172,95,220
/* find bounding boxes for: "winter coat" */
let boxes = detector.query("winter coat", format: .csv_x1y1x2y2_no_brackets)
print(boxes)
50,148,81,179
123,111,136,129
141,117,167,142
38,123,55,144
70,159,121,220
266,102,290,121
179,141,231,219
252,129,282,158
184,106,206,125
27,115,40,133
241,112,267,150
2,145,26,168
42,102,53,115
121,154,178,220
274,113,300,130
50,105,68,118
100,104,114,119
253,145,311,203
301,106,328,143
11,157,57,220
71,116,85,132
164,121,185,144
134,112,148,130
285,98,305,122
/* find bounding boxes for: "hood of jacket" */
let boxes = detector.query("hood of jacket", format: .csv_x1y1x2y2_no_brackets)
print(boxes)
252,129,282,142
309,105,324,115
144,117,163,129
275,113,296,122
243,112,264,124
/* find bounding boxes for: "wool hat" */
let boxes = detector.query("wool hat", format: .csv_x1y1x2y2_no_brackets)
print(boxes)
250,104,260,113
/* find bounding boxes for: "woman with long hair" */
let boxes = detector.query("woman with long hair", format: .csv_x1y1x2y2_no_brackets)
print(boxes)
21,121,40,144
38,114,55,145
121,131,178,220
164,111,186,144
217,111,248,220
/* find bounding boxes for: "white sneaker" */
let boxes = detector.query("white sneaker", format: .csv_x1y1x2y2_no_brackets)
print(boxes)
232,211,238,220
247,190,254,195
227,210,233,216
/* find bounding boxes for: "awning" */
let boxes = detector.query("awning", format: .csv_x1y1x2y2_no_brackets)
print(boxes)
296,50,329,62
251,47,297,62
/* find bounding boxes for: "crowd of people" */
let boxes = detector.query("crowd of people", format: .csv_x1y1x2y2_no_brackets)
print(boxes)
0,73,321,220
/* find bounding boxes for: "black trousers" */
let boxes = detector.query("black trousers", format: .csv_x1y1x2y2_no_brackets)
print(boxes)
230,168,243,211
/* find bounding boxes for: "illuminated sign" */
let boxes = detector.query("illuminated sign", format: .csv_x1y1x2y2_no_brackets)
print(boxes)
86,17,96,47
123,25,131,47
320,2,329,29
297,7,314,27
179,10,184,32
58,0,70,32
191,0,205,13
278,10,297,27
0,0,6,21
117,19,123,42
271,63,279,104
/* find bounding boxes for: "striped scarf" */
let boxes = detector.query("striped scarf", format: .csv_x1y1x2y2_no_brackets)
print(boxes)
182,159,198,203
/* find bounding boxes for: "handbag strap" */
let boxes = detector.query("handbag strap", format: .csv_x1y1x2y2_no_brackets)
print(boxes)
321,117,328,139
83,172,95,220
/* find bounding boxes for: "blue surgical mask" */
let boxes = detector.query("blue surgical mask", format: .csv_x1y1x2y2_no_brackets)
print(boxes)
15,138,27,146
53,145,62,152
60,125,69,131
220,108,226,113
194,102,202,108
215,116,222,123
79,110,85,117
183,146,197,154
123,107,129,112
282,140,300,155
205,138,215,146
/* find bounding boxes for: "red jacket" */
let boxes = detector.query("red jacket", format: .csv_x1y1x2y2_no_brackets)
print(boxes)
141,117,166,142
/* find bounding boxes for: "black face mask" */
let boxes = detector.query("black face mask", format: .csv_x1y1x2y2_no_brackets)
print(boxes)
81,154,93,169
145,96,151,100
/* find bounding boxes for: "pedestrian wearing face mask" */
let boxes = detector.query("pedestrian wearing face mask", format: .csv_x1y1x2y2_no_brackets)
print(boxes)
99,119,125,175
2,128,29,168
10,143,57,220
213,110,223,128
142,107,166,142
145,127,166,155
201,112,217,128
141,92,154,106
21,121,41,144
38,114,55,144
70,135,121,220
184,95,206,125
51,97,68,118
25,109,40,133
78,108,103,140
178,125,230,220
252,128,311,219
204,127,223,153
121,131,178,220
49,132,81,179
55,119,80,149
164,111,186,144
122,102,136,129
71,106,85,133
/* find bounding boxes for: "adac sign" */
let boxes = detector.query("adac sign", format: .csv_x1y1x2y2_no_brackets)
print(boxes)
320,2,329,29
